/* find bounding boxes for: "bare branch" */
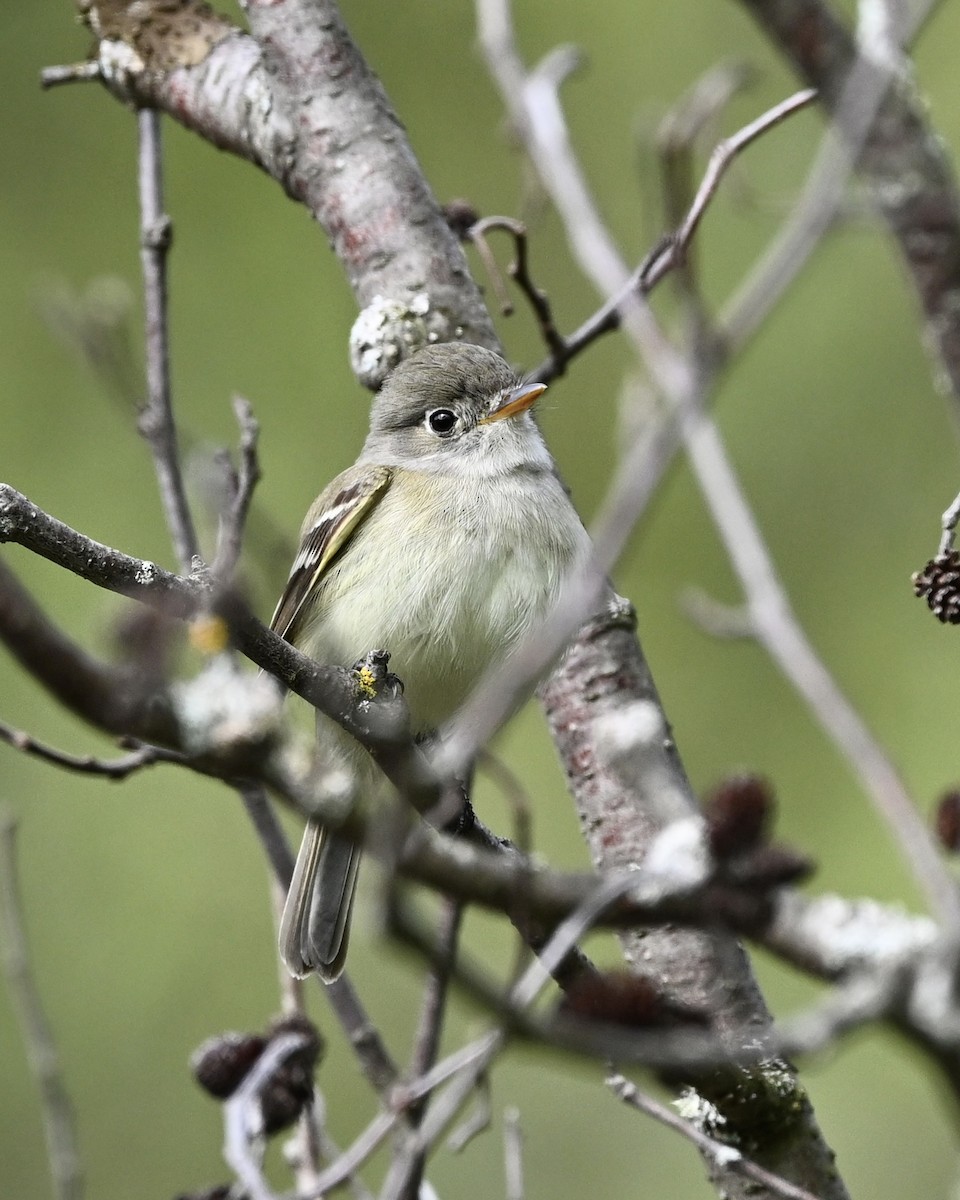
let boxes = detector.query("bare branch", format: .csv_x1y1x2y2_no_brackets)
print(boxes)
136,109,200,572
682,414,960,927
0,556,179,745
0,720,182,779
0,485,203,619
409,901,464,1087
40,60,101,89
503,1107,524,1200
382,900,463,1200
477,7,851,1197
524,85,815,385
307,1110,399,1197
461,217,517,316
446,1074,491,1153
210,396,262,581
223,1032,309,1200
607,1074,824,1200
644,88,818,292
938,487,960,557
733,0,960,403
0,807,84,1200
468,217,568,369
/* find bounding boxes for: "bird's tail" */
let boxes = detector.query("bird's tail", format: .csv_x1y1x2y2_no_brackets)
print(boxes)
278,820,361,981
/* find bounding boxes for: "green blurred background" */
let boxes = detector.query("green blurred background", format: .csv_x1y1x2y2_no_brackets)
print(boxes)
3,2,960,1198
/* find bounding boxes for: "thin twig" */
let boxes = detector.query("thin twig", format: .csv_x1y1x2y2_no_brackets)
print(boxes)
643,88,818,293
509,871,661,1012
0,720,182,780
409,900,464,1089
239,782,298,890
136,108,200,573
606,1074,824,1200
938,487,960,556
0,807,84,1200
527,86,815,384
382,899,464,1200
224,1032,308,1200
325,975,402,1096
475,751,537,987
469,216,568,368
503,1107,524,1200
656,66,748,329
211,396,262,581
306,1034,500,1198
40,61,101,89
399,1032,507,1165
467,219,517,315
308,1110,399,1197
446,1074,491,1152
722,0,942,357
476,752,534,857
529,235,669,384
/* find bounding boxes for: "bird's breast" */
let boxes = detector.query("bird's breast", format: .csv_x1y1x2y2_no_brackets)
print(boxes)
296,467,586,732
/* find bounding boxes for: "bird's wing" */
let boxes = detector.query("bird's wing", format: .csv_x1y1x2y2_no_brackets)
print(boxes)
269,463,393,643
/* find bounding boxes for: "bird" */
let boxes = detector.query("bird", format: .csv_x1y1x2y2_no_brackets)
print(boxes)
270,341,588,980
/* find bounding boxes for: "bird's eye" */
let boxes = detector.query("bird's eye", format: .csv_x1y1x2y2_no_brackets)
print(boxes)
427,408,457,436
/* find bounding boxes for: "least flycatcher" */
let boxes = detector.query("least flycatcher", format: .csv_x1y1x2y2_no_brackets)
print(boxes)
271,342,587,980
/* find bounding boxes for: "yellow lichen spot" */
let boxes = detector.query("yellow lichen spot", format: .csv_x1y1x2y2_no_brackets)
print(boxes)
354,665,378,698
189,615,229,656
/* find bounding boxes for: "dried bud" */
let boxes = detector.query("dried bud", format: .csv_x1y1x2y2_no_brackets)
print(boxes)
190,1032,266,1099
913,552,960,623
258,1015,324,1134
703,774,774,859
559,970,706,1029
936,789,960,852
260,1077,309,1135
442,199,481,239
265,1013,325,1075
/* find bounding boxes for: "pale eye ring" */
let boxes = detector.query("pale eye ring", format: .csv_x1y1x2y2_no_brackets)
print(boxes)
427,408,457,436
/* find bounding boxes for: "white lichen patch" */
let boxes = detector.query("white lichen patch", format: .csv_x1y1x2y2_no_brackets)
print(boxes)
777,892,937,975
173,655,283,757
593,700,664,758
674,1088,729,1138
135,559,157,586
349,293,458,389
640,815,710,895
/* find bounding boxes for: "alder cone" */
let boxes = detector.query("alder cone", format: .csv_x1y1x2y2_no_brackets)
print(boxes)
913,552,960,623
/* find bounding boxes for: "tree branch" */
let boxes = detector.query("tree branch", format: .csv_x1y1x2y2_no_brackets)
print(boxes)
735,0,960,405
136,107,199,572
0,808,84,1200
76,0,498,369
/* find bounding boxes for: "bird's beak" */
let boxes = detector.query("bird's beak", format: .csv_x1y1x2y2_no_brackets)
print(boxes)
479,381,547,424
